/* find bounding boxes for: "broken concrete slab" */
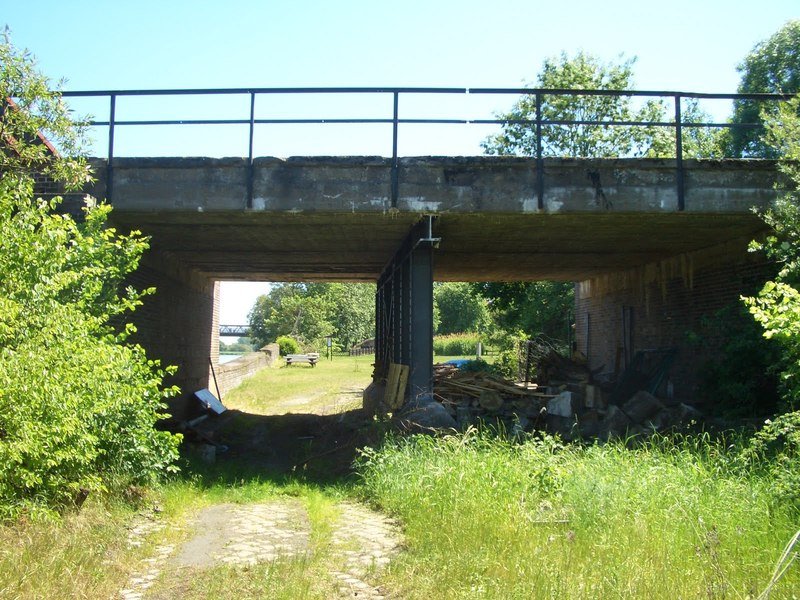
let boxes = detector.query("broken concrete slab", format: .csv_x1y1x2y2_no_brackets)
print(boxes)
547,391,575,418
622,391,664,424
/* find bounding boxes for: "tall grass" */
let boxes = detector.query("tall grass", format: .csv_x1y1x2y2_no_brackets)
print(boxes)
433,333,484,357
357,430,800,599
0,498,142,599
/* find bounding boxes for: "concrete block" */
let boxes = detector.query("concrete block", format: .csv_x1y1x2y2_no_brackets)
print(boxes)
583,384,605,409
622,390,665,424
547,391,575,418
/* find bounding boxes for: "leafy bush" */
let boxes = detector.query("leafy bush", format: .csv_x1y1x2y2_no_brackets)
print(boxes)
688,303,780,416
741,411,800,509
275,335,301,356
433,333,483,356
0,35,180,519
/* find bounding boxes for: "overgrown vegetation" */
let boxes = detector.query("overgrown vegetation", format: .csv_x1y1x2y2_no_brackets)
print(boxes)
275,334,301,356
0,34,180,519
727,20,800,158
358,430,799,599
688,303,780,416
433,332,484,357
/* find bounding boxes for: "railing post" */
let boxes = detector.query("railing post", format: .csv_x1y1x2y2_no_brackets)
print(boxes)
106,93,116,202
391,91,399,208
674,94,685,211
247,91,256,209
535,92,544,211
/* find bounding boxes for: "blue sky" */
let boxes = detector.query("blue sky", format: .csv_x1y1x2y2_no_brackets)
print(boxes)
5,1,797,91
3,0,798,324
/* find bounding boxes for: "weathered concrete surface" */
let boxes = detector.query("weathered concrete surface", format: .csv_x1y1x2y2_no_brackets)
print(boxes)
89,156,778,283
92,156,778,215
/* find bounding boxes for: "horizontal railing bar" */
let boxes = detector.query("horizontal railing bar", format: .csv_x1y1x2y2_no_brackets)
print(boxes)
60,87,795,101
468,88,795,101
83,117,768,128
61,86,469,97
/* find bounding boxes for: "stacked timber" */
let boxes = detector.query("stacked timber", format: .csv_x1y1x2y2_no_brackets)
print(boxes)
433,363,553,428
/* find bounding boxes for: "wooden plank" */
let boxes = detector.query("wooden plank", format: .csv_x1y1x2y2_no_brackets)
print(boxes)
383,363,409,410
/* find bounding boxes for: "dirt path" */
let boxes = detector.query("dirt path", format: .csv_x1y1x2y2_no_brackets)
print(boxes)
118,499,402,599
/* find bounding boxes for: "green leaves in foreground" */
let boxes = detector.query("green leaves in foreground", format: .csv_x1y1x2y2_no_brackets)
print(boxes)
0,176,181,519
0,34,180,519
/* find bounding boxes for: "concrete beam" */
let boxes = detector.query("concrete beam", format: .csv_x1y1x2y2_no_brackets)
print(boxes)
90,156,778,215
91,156,777,282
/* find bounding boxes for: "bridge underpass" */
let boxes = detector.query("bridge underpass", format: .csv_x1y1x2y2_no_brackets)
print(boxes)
86,155,778,418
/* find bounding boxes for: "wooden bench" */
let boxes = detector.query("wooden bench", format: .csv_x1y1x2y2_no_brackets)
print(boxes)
285,353,319,367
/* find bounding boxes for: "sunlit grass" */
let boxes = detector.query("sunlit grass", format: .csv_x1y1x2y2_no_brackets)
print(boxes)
357,430,800,599
0,498,142,599
6,355,799,599
223,354,374,415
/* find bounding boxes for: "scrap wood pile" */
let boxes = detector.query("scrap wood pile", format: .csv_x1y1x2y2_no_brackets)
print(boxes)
521,335,595,384
433,362,552,423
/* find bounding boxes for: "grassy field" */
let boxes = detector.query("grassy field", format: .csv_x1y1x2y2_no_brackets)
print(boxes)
223,354,374,414
2,356,799,598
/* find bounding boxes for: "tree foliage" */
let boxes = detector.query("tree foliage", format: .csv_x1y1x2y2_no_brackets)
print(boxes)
744,97,800,404
741,96,800,502
483,51,722,160
471,281,574,341
0,35,180,518
248,282,375,351
728,20,800,158
434,282,489,335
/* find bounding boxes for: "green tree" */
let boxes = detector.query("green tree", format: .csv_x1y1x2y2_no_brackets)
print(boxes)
483,52,666,158
434,282,489,334
248,283,333,350
471,281,574,341
727,20,800,158
311,283,375,349
248,282,375,350
740,97,800,504
483,51,721,160
0,34,180,517
744,96,800,404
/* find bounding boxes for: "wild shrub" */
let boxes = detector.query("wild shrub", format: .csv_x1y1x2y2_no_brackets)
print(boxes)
275,335,301,356
0,36,180,519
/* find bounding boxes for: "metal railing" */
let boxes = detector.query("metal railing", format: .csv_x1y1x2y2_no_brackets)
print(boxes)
60,87,794,211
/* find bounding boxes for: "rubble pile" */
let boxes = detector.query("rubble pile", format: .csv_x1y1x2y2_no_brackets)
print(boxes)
434,363,551,430
433,341,704,440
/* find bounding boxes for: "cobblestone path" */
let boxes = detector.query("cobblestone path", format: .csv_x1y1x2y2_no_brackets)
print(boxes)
118,499,402,599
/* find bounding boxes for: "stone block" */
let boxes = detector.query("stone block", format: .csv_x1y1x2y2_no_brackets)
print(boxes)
547,391,575,418
622,391,665,424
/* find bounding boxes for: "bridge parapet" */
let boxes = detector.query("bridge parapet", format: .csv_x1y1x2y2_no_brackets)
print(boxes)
89,156,778,215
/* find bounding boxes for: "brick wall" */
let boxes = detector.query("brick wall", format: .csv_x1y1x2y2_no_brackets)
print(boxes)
214,344,280,399
575,238,774,406
124,253,217,420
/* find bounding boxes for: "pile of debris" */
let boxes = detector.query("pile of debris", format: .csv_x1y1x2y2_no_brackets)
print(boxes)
434,363,550,431
433,338,704,440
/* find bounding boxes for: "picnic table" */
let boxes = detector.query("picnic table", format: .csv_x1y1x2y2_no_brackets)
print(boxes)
285,353,319,367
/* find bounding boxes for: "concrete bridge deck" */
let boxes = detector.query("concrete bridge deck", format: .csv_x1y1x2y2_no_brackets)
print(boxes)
92,156,776,283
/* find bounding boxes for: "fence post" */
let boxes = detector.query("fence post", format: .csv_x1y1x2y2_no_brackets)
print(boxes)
106,93,116,202
247,91,256,209
391,91,400,208
674,94,685,211
535,92,544,210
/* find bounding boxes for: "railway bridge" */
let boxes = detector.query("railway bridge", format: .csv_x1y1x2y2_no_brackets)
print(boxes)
65,86,786,417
